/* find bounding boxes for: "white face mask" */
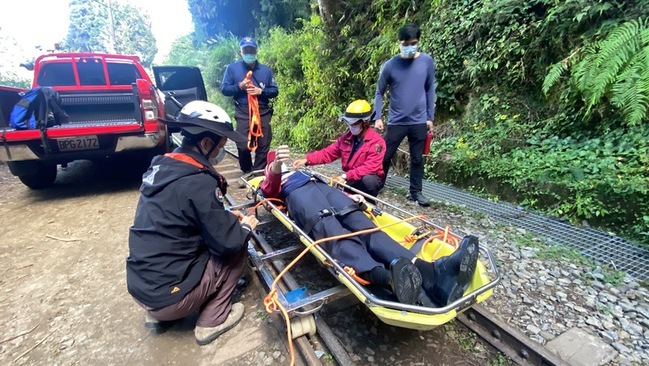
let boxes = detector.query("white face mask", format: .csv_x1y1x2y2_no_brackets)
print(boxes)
209,148,226,165
400,44,418,58
349,124,364,136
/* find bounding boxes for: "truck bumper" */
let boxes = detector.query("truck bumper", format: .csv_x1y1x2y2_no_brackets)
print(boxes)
0,144,39,161
114,132,162,152
0,132,162,162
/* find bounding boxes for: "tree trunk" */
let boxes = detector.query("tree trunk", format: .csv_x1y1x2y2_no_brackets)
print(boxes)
317,0,340,25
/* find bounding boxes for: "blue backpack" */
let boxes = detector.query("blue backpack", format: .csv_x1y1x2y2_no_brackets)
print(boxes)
9,87,42,129
9,87,67,130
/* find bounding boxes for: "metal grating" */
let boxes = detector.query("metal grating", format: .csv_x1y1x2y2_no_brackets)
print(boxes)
385,175,649,280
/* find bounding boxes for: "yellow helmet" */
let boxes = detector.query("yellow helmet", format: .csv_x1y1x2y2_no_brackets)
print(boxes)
340,99,375,125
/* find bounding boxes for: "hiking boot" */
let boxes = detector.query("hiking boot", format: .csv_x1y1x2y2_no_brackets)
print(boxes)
144,312,171,335
428,235,480,305
194,302,245,346
389,257,423,305
407,191,431,207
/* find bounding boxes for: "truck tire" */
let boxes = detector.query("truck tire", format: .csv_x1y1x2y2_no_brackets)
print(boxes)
16,163,57,189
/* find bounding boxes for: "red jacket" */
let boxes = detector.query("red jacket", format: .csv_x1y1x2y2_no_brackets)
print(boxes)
260,165,282,199
306,128,386,182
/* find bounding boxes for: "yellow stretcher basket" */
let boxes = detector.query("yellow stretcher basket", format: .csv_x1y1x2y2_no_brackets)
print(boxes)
243,172,500,331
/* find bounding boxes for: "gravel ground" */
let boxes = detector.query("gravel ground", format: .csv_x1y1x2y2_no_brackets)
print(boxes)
307,162,649,366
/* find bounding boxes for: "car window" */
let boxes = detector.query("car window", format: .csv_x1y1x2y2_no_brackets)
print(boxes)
37,63,76,86
107,63,141,85
159,69,198,90
77,60,106,86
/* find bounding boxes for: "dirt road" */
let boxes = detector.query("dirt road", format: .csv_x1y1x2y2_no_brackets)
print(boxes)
0,159,289,365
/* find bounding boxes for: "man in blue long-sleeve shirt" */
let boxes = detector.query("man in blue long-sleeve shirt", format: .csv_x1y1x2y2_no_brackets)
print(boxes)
221,37,279,172
374,23,435,207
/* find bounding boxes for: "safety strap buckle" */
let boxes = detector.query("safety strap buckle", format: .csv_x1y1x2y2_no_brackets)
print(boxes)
304,204,361,235
318,208,336,217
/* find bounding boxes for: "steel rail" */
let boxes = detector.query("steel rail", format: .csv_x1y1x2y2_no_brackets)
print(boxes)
251,230,356,366
457,304,570,366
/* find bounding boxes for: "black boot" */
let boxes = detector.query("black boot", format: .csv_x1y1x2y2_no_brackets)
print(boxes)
416,235,479,306
388,257,423,305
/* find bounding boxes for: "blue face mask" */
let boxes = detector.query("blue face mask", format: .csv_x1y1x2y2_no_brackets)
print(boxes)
400,44,418,59
349,124,364,136
209,148,226,165
242,54,257,64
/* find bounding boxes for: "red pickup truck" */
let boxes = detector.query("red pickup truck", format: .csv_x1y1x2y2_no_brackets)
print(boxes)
0,52,207,189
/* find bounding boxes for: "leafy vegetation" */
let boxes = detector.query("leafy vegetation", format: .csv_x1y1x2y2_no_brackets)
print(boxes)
187,0,310,41
0,29,32,87
544,18,649,126
170,0,649,245
64,0,158,67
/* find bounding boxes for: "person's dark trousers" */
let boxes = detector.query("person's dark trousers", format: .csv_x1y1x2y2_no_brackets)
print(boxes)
234,103,273,172
347,174,383,197
142,249,246,327
381,123,427,194
285,181,415,273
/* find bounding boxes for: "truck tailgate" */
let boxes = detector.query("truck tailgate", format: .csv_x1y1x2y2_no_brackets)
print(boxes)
0,86,25,128
59,91,141,125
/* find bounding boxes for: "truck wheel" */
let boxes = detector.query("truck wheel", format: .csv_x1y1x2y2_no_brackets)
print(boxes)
17,163,57,189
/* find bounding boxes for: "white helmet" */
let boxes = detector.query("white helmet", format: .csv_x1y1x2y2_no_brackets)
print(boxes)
163,100,246,145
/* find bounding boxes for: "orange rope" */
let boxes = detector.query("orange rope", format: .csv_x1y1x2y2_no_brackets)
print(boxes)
243,197,285,217
344,266,371,285
262,213,428,366
427,226,460,260
245,71,263,152
401,234,419,245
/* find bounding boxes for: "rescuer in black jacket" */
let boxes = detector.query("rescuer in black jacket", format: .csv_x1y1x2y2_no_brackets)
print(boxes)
126,101,259,346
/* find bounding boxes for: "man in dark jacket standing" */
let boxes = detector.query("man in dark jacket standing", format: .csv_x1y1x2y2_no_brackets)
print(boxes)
374,23,435,207
126,101,259,346
221,37,279,173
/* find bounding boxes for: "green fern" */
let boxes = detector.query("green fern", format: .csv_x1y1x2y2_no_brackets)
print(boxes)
611,52,649,125
542,60,568,95
583,19,648,113
545,18,649,125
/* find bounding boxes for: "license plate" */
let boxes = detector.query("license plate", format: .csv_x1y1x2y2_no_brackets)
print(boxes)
57,136,100,151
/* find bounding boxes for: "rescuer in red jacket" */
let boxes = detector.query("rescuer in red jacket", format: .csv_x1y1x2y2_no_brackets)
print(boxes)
293,100,385,196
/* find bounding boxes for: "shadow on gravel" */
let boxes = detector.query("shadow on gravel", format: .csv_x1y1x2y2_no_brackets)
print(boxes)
28,156,150,202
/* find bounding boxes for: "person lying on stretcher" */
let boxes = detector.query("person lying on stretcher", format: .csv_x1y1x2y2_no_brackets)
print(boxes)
260,145,480,306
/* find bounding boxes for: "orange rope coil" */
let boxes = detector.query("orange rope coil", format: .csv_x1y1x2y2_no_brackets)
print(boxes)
245,71,263,152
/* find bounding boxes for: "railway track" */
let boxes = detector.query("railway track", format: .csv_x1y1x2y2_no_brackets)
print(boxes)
233,198,568,365
176,135,570,365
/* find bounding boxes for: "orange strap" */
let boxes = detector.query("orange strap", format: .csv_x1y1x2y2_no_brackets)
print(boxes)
245,71,263,152
164,153,204,169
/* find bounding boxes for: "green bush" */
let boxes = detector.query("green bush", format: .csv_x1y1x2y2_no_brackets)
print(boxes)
429,117,649,243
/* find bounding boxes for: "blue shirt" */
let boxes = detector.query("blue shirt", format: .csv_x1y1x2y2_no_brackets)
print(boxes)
374,53,436,125
281,171,312,196
221,60,279,106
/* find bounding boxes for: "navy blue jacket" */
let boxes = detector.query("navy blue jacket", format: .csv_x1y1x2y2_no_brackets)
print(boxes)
126,147,252,308
221,60,279,106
